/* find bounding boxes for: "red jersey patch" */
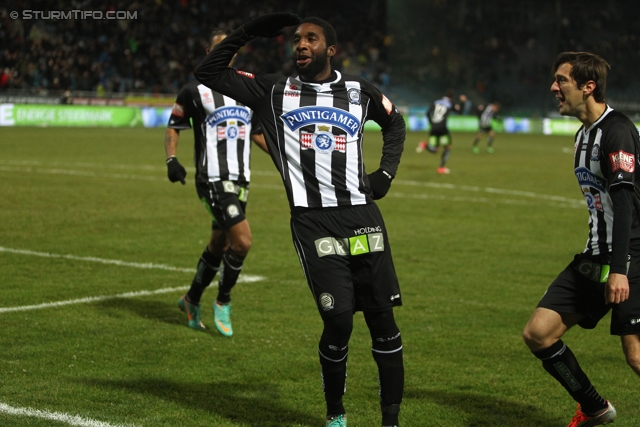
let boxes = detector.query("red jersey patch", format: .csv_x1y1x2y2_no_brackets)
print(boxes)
381,94,393,115
236,70,255,78
609,150,635,173
171,103,184,118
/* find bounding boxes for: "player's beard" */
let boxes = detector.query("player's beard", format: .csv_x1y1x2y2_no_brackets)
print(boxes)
294,49,330,81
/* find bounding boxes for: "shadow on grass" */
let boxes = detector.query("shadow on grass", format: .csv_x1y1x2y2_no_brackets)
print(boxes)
81,377,319,427
94,297,192,328
405,388,563,426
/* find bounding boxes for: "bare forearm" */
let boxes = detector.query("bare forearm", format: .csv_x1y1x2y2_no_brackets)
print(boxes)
164,128,180,159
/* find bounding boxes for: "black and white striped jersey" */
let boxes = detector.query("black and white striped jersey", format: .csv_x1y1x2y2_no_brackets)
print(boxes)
427,96,454,133
573,106,640,258
193,28,405,211
479,104,497,129
167,80,256,185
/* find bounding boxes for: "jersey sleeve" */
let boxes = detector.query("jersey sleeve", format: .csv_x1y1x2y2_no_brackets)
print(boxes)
194,28,271,111
601,119,638,189
167,86,193,129
363,82,405,177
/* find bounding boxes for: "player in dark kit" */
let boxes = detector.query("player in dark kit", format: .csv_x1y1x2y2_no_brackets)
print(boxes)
165,29,266,337
471,101,500,153
416,89,461,174
194,13,405,427
522,52,640,427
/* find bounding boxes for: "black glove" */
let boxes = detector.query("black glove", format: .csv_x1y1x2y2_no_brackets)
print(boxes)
243,13,301,38
166,156,186,185
368,169,393,200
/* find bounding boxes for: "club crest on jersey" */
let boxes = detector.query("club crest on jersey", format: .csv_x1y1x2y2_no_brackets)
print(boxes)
301,126,346,154
347,88,361,105
583,190,604,212
590,144,600,161
575,167,607,193
281,106,360,136
205,106,251,128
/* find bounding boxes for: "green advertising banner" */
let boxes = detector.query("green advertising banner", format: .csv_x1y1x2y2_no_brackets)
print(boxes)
0,104,142,127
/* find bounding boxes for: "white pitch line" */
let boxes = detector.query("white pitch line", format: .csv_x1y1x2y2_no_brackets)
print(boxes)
0,286,190,313
0,161,585,207
0,402,141,427
0,246,265,313
0,246,194,273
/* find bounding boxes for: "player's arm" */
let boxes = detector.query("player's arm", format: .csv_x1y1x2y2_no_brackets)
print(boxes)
251,132,269,153
194,13,300,108
607,185,633,304
366,85,406,199
603,122,638,303
164,96,191,185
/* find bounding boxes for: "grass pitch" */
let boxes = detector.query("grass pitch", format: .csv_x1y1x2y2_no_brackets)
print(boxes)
1,127,639,426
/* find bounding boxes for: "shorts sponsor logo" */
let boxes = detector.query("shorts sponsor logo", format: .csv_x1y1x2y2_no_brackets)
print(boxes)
319,293,334,311
223,181,237,193
631,318,640,325
390,294,401,302
314,233,384,257
610,150,635,173
315,237,349,257
353,226,382,235
226,204,240,218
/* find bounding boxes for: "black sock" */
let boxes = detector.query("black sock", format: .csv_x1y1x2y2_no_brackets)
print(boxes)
533,340,607,414
440,150,450,167
373,346,403,426
472,137,479,147
319,312,352,417
319,347,348,416
487,136,494,146
186,247,221,305
216,248,245,304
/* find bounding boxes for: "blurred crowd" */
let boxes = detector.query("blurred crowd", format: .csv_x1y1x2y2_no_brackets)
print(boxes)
394,0,640,111
0,0,389,96
2,0,640,112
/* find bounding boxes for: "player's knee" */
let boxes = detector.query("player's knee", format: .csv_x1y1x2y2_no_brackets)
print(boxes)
230,234,252,256
522,323,548,351
365,310,401,352
319,311,353,360
624,349,640,373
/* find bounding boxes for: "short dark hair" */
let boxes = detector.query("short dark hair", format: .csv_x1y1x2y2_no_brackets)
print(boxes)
300,17,337,48
553,52,610,103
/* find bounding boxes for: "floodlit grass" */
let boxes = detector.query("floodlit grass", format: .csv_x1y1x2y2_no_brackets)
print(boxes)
1,127,639,426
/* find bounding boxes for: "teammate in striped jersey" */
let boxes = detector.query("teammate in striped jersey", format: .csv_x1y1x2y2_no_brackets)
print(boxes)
523,52,640,427
471,101,500,154
194,13,405,427
415,88,462,174
164,29,267,337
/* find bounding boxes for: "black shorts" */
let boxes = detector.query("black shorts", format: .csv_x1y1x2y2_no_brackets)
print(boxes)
196,180,248,230
537,253,640,335
290,204,401,319
478,125,492,133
